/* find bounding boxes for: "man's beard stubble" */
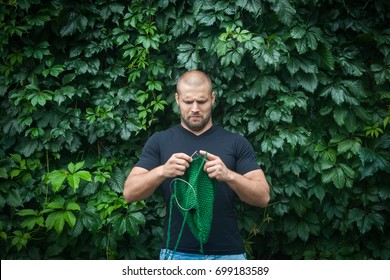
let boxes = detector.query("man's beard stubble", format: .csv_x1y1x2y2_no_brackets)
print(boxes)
181,113,211,132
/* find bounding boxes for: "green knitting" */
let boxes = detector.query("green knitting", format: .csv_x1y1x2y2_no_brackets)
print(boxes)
166,152,217,256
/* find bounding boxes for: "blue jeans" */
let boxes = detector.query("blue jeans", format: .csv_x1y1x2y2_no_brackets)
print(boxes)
160,249,247,260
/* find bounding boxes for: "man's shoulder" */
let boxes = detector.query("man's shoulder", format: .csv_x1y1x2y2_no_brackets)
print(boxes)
214,126,254,151
161,124,181,134
151,124,181,138
214,125,244,139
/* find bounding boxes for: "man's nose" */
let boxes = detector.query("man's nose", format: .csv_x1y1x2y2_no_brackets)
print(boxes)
191,102,199,112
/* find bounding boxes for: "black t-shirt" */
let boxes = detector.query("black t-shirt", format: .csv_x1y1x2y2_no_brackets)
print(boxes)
135,124,260,254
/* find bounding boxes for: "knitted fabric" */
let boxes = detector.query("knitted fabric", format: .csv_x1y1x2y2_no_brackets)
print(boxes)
166,154,217,255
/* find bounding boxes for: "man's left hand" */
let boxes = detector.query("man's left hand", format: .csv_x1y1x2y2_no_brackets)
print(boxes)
199,150,232,182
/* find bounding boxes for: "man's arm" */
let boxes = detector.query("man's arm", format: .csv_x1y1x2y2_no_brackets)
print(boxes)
123,166,165,203
123,153,193,203
224,169,270,207
200,150,270,208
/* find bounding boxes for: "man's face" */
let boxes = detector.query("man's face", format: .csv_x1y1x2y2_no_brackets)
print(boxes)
175,82,215,133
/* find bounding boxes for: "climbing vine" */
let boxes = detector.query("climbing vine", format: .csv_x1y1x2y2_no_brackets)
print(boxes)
1,0,389,259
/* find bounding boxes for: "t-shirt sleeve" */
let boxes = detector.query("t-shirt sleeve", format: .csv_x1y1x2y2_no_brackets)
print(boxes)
135,132,161,170
234,136,261,175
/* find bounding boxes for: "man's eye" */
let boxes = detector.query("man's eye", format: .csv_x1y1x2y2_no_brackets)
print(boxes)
183,100,206,104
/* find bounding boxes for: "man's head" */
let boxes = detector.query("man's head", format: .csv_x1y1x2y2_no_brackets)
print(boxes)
175,70,216,134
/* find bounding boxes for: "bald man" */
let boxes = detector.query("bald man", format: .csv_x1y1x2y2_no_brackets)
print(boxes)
123,70,270,260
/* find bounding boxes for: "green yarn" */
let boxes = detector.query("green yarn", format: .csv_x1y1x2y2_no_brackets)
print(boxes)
165,153,217,256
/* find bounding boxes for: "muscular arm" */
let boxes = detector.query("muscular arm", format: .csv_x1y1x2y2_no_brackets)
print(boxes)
123,153,193,203
200,150,270,208
123,166,165,203
224,169,270,207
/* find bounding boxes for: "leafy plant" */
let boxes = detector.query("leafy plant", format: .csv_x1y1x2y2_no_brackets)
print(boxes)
0,0,389,260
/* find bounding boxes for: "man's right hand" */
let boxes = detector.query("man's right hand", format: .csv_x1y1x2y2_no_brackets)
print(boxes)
162,153,193,178
124,153,193,203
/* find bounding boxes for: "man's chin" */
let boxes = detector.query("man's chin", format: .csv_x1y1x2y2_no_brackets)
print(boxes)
185,120,206,132
189,124,205,131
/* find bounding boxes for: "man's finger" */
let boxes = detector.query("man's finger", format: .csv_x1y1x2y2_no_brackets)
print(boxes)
177,159,190,168
199,150,218,160
175,153,193,162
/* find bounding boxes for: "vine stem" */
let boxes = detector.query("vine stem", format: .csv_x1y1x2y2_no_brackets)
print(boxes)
45,150,50,205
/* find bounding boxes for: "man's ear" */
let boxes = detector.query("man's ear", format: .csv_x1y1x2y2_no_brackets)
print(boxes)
211,91,216,105
175,92,179,105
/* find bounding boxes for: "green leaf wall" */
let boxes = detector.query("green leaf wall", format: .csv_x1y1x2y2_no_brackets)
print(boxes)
1,0,389,259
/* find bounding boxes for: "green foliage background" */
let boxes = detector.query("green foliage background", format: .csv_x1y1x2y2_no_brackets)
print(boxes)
1,0,389,259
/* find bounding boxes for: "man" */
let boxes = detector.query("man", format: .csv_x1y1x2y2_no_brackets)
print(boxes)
123,70,270,260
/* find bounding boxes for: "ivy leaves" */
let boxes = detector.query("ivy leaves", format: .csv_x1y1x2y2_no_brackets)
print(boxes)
1,0,389,260
15,197,80,235
45,161,91,192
